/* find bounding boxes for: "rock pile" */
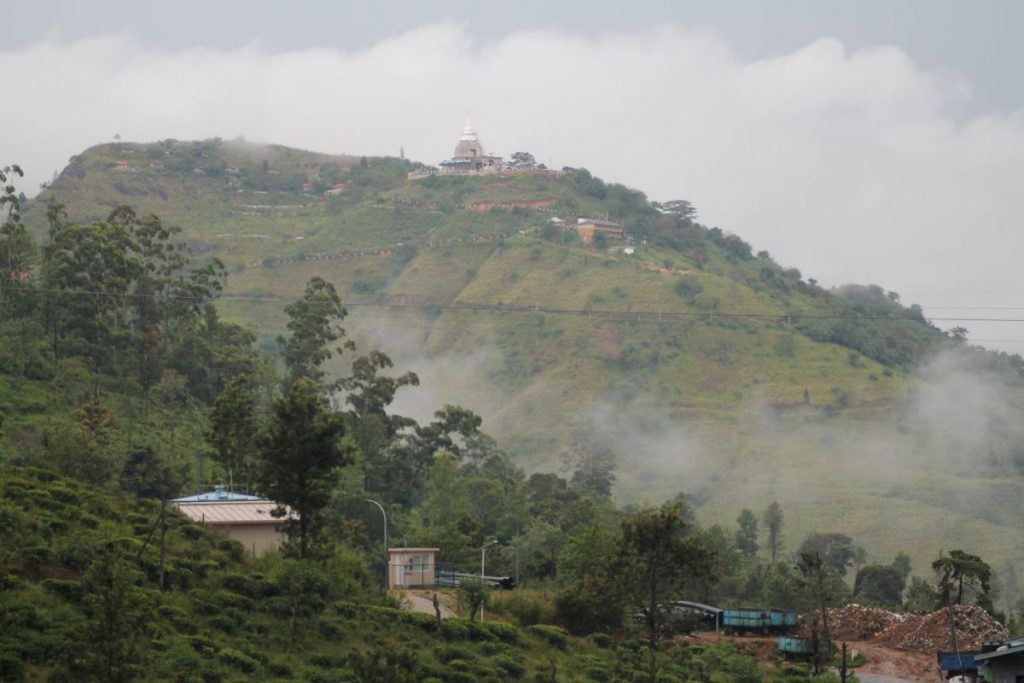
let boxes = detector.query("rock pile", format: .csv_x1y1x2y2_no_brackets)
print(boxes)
878,604,1008,654
807,603,1009,655
821,604,907,641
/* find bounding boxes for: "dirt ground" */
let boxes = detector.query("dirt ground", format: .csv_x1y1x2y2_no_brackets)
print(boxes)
694,634,936,682
846,640,936,682
397,589,457,620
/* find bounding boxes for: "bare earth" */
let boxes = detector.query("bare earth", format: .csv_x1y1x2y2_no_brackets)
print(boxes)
846,640,935,683
694,634,935,682
399,590,456,620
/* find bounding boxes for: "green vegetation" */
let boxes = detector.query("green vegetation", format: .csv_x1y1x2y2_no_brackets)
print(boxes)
3,140,1024,677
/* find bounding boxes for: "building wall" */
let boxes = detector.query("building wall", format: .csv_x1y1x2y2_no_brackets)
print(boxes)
576,226,625,244
389,551,437,588
985,656,1024,682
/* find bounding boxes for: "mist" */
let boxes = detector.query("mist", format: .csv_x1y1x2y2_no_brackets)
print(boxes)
4,24,1024,352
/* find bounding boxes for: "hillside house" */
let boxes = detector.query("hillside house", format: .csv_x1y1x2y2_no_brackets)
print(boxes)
171,487,290,557
113,160,131,171
575,218,625,244
388,547,439,588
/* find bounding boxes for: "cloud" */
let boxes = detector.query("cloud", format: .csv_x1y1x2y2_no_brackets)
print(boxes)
4,24,1024,350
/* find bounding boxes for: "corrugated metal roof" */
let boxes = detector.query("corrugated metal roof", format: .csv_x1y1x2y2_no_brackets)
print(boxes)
170,486,262,503
173,500,292,525
388,547,440,554
975,643,1024,661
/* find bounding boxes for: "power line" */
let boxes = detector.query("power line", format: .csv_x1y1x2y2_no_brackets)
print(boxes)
15,283,1024,326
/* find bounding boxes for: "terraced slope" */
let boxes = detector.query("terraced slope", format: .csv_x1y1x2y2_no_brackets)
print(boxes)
24,139,1024,578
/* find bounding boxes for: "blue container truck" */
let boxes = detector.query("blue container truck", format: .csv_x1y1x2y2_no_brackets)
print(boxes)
722,608,798,634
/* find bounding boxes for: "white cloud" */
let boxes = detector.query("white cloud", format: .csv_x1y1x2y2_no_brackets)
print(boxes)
4,24,1024,351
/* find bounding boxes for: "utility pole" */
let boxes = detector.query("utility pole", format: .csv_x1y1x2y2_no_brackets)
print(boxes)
480,540,498,622
363,499,388,592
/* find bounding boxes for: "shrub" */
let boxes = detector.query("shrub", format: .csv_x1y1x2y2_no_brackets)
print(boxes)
0,650,24,682
493,654,525,678
41,579,83,602
433,644,476,664
217,647,260,674
481,620,520,644
527,624,568,649
440,618,472,641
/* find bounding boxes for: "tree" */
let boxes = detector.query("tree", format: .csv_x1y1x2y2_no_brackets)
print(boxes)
0,164,36,318
734,509,759,557
206,374,259,490
933,549,992,607
415,405,503,470
560,432,617,496
652,199,697,221
555,519,626,634
509,151,536,169
905,576,938,612
458,577,487,622
617,502,716,682
797,551,848,674
278,277,351,387
762,502,784,563
271,559,329,644
340,350,419,497
853,564,906,607
77,543,156,682
258,378,350,558
119,446,182,500
798,533,857,577
43,219,143,394
892,552,912,580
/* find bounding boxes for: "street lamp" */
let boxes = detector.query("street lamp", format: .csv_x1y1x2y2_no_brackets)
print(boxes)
480,539,498,622
363,499,388,591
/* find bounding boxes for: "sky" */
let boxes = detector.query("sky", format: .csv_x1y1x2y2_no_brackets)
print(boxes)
4,0,1024,352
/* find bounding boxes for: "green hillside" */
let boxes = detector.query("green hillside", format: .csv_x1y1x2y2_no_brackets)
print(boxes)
5,465,812,682
23,138,1024,580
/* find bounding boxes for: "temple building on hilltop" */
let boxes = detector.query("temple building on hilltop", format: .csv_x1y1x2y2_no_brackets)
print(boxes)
439,119,504,173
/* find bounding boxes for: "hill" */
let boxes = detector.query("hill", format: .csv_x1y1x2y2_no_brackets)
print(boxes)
22,138,1024,585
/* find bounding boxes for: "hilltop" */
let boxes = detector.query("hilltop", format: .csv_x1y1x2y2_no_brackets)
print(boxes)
23,137,1024,579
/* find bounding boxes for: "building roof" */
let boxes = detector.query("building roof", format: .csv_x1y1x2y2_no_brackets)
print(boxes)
173,500,290,525
170,485,262,503
975,643,1024,661
577,218,624,229
454,118,486,158
388,547,440,553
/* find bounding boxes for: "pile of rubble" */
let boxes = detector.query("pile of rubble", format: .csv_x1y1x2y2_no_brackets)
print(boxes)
808,603,1009,655
878,604,1008,654
821,604,908,641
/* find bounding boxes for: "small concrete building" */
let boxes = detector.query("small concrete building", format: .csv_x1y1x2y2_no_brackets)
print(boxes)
171,487,289,557
575,218,625,244
975,641,1024,683
388,547,439,589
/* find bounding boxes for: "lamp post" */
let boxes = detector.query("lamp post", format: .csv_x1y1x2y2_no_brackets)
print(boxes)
480,539,498,622
363,499,388,591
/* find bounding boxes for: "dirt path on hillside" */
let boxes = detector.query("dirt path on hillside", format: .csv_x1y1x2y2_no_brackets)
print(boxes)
400,590,456,620
846,641,936,682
